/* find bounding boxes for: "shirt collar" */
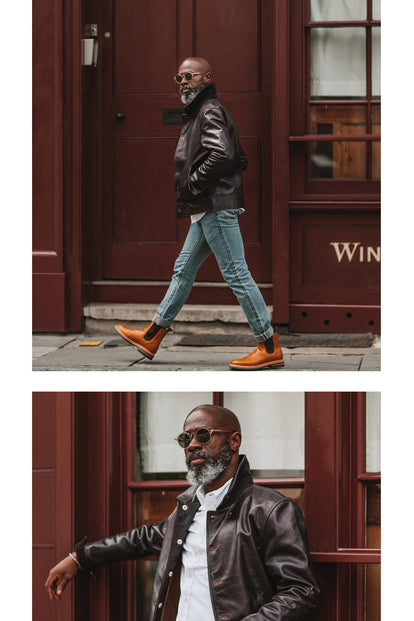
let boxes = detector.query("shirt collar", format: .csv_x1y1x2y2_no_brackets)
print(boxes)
196,477,233,510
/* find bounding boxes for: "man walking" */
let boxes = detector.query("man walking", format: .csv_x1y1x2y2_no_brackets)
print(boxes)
46,404,319,619
115,58,284,370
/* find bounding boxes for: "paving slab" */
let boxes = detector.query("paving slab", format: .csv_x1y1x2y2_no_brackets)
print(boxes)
32,333,380,372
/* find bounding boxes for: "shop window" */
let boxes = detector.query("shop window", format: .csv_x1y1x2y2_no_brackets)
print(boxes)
137,392,304,479
291,1,381,190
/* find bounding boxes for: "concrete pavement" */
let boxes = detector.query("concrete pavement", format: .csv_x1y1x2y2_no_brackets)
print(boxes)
32,331,380,372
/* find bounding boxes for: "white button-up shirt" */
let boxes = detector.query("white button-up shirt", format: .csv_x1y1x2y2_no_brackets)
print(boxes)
176,478,233,621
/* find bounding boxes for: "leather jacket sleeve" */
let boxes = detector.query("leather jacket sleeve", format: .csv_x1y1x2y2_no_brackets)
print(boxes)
75,520,168,574
242,500,320,620
188,105,239,195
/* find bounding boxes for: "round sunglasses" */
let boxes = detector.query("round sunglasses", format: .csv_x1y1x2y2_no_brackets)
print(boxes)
175,427,234,448
173,71,204,84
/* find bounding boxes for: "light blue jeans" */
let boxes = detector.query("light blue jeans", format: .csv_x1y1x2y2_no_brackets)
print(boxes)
154,209,273,342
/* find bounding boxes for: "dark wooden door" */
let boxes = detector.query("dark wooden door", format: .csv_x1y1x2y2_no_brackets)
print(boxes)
101,0,273,283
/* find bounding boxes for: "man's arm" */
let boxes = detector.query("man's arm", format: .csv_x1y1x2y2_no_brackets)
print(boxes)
45,552,80,601
188,105,237,195
45,520,168,602
244,500,320,620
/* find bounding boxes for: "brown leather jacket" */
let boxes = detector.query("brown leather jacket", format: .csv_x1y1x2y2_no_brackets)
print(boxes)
174,83,248,218
76,456,319,621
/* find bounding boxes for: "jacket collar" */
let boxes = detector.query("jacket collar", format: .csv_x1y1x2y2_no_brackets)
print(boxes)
177,455,253,508
183,82,218,118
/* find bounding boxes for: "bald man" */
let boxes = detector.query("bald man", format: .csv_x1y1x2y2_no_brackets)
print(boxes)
115,58,285,370
46,405,319,620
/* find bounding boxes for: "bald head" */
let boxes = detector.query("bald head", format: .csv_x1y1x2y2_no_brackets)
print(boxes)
185,404,241,434
180,57,212,74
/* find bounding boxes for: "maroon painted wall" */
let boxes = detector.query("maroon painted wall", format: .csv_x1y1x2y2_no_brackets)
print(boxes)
32,393,74,621
32,0,83,332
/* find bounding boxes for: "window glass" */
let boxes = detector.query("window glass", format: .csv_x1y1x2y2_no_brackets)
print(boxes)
372,0,381,20
372,27,381,98
311,28,366,98
223,393,304,476
309,140,367,179
310,0,366,21
137,392,212,479
311,104,366,134
371,105,380,179
371,105,380,134
366,392,381,472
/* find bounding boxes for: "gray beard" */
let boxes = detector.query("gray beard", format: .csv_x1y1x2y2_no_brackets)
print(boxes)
180,77,205,105
186,440,232,487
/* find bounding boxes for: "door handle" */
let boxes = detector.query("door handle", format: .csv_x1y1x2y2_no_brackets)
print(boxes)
115,112,126,121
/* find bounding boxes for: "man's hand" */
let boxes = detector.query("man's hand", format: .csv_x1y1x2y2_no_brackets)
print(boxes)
45,554,79,601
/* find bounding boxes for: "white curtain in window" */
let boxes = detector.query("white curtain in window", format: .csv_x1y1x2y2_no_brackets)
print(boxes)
373,0,381,20
223,393,304,472
366,392,381,472
311,27,366,97
311,0,366,21
139,392,304,474
139,392,212,473
372,27,381,97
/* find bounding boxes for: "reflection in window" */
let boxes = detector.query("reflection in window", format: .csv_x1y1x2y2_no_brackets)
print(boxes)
310,104,367,178
310,140,367,179
311,28,366,98
311,0,366,21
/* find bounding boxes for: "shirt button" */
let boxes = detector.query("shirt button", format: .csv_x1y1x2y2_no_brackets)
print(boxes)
169,571,173,577
177,539,183,545
182,504,188,511
158,603,163,609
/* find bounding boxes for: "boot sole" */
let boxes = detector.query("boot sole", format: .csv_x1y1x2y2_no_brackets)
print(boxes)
114,326,154,360
229,360,285,370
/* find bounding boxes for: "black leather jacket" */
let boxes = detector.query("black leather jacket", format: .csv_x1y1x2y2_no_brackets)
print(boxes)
76,456,319,621
175,83,248,218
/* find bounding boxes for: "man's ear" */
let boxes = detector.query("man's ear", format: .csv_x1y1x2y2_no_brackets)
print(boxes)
229,431,242,451
204,71,212,83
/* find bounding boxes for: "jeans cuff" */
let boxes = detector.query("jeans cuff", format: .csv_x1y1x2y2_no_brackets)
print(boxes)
153,314,172,329
255,326,274,343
